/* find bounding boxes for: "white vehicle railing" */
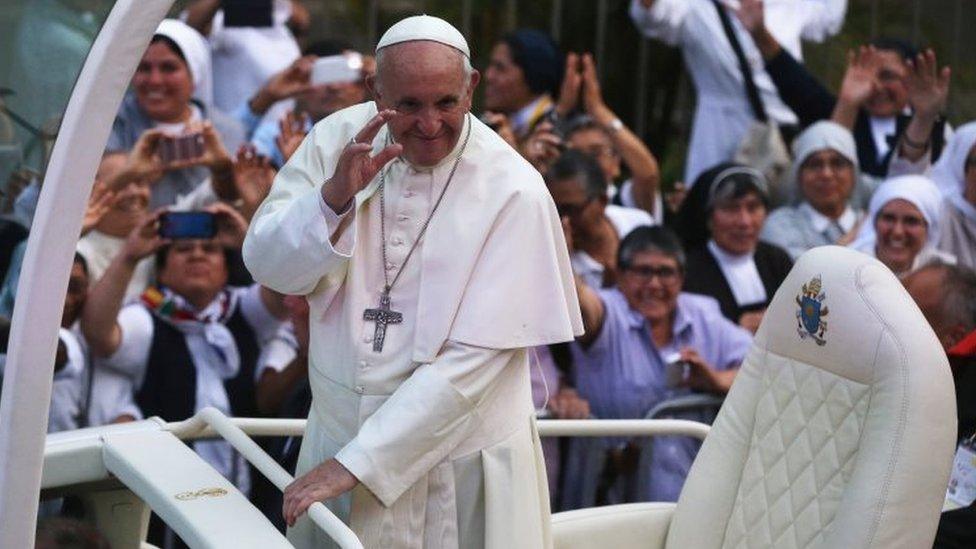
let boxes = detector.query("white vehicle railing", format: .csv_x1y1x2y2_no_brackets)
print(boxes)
167,408,363,549
38,410,713,548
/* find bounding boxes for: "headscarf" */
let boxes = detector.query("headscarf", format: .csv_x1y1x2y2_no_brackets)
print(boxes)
790,120,859,203
931,121,976,222
850,175,945,253
672,162,769,250
503,29,564,99
154,19,214,114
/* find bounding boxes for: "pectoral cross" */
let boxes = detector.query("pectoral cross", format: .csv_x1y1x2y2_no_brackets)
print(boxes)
363,290,403,352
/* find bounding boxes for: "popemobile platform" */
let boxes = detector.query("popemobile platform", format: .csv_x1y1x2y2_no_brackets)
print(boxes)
0,1,959,547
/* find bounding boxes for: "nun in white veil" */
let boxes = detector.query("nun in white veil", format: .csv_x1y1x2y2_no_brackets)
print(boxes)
104,19,245,208
850,175,955,276
931,121,976,270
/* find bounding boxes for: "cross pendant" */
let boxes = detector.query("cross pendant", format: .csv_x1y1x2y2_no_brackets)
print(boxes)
363,290,403,352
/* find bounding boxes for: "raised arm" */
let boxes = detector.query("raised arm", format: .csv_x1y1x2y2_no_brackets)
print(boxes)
243,109,402,295
896,49,951,164
628,0,690,46
183,0,221,36
737,0,838,125
831,47,883,130
562,217,605,346
80,213,166,357
581,54,660,215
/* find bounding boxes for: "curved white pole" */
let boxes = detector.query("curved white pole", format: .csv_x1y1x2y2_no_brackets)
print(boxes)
196,408,364,549
0,1,174,546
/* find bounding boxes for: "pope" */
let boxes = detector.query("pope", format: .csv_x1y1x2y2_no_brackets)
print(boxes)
243,15,582,548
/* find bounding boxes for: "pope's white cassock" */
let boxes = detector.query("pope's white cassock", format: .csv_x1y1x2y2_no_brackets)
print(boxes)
243,100,582,547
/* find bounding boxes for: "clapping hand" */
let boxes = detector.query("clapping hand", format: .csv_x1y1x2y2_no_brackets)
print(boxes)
580,53,616,126
321,110,403,212
555,52,582,117
905,49,950,120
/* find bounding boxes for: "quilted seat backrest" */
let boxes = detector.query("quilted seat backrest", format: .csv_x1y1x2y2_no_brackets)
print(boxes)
665,246,956,549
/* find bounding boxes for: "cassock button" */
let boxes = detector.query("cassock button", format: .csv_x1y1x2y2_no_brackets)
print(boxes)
404,190,415,198
385,262,396,271
392,236,403,246
397,214,409,222
354,385,365,394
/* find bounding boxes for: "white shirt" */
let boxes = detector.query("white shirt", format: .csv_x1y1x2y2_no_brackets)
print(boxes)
707,239,767,306
799,201,858,234
869,115,898,164
629,0,847,184
204,0,301,113
87,285,285,487
618,178,665,225
49,327,88,433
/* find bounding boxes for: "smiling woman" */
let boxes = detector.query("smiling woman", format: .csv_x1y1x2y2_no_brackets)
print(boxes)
106,18,245,209
851,174,956,276
675,162,793,331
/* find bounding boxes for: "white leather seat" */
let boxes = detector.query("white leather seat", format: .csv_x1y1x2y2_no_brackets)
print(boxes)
553,246,957,549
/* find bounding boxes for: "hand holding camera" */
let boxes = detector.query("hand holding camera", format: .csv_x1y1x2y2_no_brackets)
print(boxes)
122,211,168,265
158,121,233,172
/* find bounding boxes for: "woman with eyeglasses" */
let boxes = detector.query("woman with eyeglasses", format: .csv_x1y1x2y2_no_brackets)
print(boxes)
569,225,751,504
672,162,793,333
761,121,866,260
850,175,955,276
931,122,976,271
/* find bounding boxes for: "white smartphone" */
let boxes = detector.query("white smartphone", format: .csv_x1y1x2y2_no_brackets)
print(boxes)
311,53,364,86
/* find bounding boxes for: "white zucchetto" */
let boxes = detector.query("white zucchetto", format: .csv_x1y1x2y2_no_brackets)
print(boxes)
375,14,470,58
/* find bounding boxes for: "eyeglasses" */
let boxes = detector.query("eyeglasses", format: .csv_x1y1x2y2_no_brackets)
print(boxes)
801,155,852,173
555,198,595,219
624,265,681,284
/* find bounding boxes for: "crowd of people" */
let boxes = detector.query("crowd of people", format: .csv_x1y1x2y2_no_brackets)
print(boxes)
2,0,976,547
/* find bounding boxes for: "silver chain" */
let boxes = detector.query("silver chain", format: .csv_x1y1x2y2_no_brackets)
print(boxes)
378,114,472,294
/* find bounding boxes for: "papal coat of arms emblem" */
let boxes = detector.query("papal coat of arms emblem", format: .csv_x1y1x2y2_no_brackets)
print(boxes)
796,275,828,346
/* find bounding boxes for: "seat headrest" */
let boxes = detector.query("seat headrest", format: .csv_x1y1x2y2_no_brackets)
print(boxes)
756,245,943,385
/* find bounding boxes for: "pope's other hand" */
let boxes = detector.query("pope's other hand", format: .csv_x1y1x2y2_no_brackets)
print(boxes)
321,110,403,212
282,458,359,527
